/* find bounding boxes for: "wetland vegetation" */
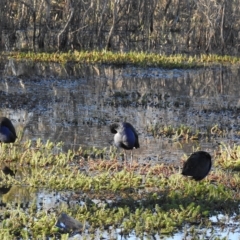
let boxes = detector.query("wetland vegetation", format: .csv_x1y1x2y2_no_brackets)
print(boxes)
1,1,240,237
8,51,240,68
0,138,239,239
0,58,239,239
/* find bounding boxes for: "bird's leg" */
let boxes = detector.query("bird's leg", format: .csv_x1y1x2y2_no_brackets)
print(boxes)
124,149,127,168
130,150,133,169
120,150,124,161
8,144,12,156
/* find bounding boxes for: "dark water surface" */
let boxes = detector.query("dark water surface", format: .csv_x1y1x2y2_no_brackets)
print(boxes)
1,60,240,163
1,59,240,238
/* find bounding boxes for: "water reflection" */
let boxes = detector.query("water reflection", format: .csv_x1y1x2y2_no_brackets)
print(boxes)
0,61,240,165
0,184,66,211
1,185,34,205
3,184,238,240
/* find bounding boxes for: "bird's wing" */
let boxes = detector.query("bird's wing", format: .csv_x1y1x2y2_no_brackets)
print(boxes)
0,117,17,137
124,122,140,148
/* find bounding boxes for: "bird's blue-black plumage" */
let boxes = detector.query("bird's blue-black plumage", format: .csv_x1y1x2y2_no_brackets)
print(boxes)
182,151,212,181
110,122,139,150
0,117,17,143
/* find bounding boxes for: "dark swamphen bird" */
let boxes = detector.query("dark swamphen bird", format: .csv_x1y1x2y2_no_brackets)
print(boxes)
110,122,140,163
0,117,17,143
182,151,212,181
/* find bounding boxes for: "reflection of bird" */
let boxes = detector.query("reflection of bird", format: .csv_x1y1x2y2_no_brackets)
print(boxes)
0,187,12,195
2,166,15,176
110,122,139,163
182,151,212,181
0,117,17,143
0,166,15,194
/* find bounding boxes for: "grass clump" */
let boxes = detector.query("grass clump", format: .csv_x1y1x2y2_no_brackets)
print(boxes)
215,143,240,170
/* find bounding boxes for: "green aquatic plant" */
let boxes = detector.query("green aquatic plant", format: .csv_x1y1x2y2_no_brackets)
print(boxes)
0,139,239,238
146,123,232,140
215,143,240,170
146,123,200,140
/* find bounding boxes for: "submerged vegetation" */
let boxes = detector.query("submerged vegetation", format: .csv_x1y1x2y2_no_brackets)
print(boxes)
8,51,240,68
146,123,230,140
0,139,240,238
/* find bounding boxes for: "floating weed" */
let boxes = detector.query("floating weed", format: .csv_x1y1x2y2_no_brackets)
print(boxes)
209,124,228,138
146,123,231,140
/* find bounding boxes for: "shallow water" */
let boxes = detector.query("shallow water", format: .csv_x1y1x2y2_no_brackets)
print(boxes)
1,60,240,163
1,59,240,238
1,185,239,240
